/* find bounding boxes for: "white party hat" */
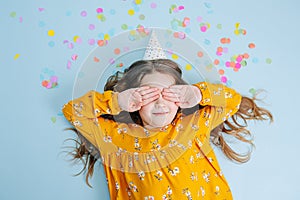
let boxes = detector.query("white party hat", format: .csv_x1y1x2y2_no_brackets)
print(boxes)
143,31,167,60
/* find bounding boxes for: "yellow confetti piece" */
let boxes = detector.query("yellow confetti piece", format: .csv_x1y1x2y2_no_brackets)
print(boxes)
172,54,179,60
235,23,240,29
104,34,110,40
14,53,20,60
234,29,240,35
48,30,55,37
185,64,192,70
135,0,142,5
128,9,135,16
73,35,80,42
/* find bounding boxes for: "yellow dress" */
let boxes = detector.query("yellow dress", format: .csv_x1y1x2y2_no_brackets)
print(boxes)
62,82,242,200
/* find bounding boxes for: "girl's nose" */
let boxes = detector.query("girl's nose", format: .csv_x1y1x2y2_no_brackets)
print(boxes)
154,93,166,106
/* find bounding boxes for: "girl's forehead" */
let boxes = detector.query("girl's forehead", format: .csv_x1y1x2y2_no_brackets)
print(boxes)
140,72,175,88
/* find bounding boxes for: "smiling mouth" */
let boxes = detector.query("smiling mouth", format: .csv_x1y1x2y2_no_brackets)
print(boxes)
153,112,169,115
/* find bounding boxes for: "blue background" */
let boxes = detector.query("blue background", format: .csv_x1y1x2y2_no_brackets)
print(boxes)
1,0,299,199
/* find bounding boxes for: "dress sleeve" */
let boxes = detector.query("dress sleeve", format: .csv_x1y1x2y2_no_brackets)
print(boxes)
62,90,122,147
193,82,242,131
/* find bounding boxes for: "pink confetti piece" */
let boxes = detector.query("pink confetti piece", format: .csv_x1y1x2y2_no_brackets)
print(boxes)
71,54,78,61
96,8,103,13
67,60,72,69
38,8,45,12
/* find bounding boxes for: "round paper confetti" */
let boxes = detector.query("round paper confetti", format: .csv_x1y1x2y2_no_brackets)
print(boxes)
114,48,121,55
266,58,272,64
89,24,95,30
248,43,256,49
10,12,17,18
185,64,192,70
48,30,55,37
110,9,116,15
48,41,55,47
96,8,103,13
80,11,87,17
150,3,157,9
128,9,135,16
14,54,20,60
139,14,145,20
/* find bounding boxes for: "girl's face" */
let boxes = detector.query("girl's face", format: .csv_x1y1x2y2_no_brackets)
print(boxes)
139,72,179,129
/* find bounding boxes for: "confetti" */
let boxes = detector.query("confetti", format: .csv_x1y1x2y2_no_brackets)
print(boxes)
116,63,124,67
38,8,45,12
51,117,56,123
150,3,157,9
114,48,121,55
89,24,95,30
169,5,185,13
110,9,116,15
218,69,224,75
220,76,227,83
234,23,247,35
41,75,58,89
197,51,203,57
139,14,145,20
248,43,256,49
96,8,103,13
216,24,222,29
10,11,17,18
48,30,55,36
266,58,272,64
220,38,231,44
88,39,95,45
71,54,78,61
128,9,135,16
14,54,20,60
94,57,100,62
48,41,55,47
67,60,72,69
135,0,143,5
185,64,192,70
97,14,106,22
80,11,87,17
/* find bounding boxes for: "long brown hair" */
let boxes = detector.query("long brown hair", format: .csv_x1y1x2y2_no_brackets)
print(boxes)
63,59,273,187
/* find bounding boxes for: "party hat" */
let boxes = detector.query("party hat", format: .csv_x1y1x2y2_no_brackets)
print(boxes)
143,31,167,60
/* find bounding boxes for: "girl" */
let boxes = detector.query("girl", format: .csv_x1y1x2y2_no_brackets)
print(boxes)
62,59,273,199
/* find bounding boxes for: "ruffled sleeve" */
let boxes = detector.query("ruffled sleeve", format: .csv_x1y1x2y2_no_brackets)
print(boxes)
193,82,242,132
62,90,122,147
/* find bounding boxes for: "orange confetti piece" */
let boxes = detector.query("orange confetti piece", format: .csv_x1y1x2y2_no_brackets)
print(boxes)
197,51,203,57
218,69,224,75
214,59,220,65
248,43,256,49
114,48,121,55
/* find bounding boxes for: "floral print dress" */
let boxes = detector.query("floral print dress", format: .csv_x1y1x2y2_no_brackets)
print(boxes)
62,82,242,200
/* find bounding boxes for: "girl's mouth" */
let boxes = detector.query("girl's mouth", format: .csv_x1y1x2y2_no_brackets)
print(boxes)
153,112,169,116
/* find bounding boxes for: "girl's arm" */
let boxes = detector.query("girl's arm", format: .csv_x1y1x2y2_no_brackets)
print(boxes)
62,90,122,146
193,82,242,130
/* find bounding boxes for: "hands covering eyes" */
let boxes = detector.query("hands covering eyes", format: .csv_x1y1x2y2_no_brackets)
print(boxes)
117,85,202,112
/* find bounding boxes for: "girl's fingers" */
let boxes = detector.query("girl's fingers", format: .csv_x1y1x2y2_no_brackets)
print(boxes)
162,95,181,103
142,94,160,106
138,87,160,96
142,90,160,100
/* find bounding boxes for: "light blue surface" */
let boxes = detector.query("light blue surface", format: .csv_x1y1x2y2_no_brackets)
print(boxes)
1,0,299,199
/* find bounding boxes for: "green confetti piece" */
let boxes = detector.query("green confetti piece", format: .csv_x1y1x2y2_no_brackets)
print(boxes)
51,117,56,123
10,11,16,18
266,58,272,64
121,24,128,30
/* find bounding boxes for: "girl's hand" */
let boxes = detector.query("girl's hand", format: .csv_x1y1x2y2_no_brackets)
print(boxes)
118,86,160,112
162,85,202,108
